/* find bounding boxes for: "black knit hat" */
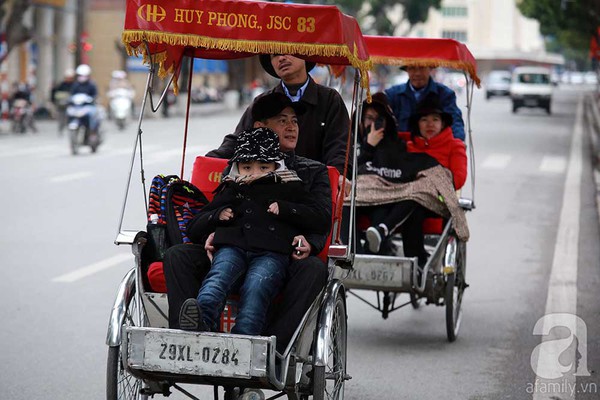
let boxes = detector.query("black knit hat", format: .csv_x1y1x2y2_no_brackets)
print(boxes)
229,127,283,164
409,93,453,134
259,54,316,78
251,92,306,122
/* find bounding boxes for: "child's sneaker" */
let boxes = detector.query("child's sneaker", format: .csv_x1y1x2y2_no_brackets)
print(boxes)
179,298,208,331
365,225,386,254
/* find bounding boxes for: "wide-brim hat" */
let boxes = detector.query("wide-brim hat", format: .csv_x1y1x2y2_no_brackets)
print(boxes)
259,54,316,78
229,127,284,164
409,94,453,134
251,92,306,122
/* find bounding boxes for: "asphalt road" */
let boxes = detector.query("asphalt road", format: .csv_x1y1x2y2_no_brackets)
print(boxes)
0,85,598,400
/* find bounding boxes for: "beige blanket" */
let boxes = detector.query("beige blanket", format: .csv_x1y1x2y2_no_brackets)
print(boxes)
346,166,470,241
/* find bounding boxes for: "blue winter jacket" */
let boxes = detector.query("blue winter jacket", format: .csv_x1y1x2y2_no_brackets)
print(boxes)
384,78,465,141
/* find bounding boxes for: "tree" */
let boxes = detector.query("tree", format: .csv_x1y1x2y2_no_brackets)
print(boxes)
518,0,600,67
322,0,442,35
0,0,32,64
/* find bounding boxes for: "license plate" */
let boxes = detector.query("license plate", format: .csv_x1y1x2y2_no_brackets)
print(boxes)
524,99,538,106
141,330,253,377
348,263,403,284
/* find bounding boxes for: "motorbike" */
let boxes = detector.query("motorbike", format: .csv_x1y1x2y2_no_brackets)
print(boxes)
66,93,102,155
108,87,134,130
54,90,72,135
11,98,32,134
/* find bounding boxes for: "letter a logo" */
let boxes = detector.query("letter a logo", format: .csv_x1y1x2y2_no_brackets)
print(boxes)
137,4,166,23
530,313,591,379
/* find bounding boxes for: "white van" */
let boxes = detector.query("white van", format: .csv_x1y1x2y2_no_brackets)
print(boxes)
509,66,553,114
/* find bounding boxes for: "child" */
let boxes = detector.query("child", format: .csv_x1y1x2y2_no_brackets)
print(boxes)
179,127,330,335
365,94,467,265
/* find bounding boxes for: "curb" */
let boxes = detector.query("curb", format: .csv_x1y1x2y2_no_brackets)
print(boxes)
585,93,600,223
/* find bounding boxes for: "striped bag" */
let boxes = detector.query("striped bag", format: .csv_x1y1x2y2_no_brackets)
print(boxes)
147,174,209,260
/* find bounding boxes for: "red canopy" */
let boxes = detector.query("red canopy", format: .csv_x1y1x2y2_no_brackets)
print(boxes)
365,36,480,86
122,0,372,90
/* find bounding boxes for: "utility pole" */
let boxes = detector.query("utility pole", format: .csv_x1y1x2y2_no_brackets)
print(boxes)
75,0,86,66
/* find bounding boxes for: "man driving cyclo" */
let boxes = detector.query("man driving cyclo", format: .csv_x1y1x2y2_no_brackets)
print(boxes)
164,66,339,352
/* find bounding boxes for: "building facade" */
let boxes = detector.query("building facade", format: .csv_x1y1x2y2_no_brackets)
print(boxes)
405,0,563,75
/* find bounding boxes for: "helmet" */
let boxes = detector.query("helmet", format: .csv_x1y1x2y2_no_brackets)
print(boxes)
76,64,91,77
111,70,126,79
64,68,75,79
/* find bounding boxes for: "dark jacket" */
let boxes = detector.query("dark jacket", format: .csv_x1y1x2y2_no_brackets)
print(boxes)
71,80,98,99
207,77,351,174
187,172,330,255
384,78,465,141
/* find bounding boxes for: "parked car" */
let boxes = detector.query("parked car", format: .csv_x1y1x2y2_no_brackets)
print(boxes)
510,66,553,114
485,70,511,99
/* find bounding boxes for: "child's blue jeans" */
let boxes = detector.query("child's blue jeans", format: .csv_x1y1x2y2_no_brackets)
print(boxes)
197,246,288,335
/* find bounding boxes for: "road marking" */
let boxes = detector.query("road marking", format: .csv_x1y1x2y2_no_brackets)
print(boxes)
0,144,62,158
49,171,92,183
52,253,131,283
481,153,511,169
539,155,567,173
532,97,583,400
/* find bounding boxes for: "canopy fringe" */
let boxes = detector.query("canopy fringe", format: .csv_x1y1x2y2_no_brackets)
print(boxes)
123,30,373,94
371,56,480,87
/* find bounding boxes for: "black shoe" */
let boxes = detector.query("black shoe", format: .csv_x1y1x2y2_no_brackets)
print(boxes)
179,298,208,331
365,226,385,254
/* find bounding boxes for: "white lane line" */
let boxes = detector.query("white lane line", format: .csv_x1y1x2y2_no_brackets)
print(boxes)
49,171,92,183
539,155,567,174
52,254,131,283
532,98,583,400
0,144,62,158
481,153,511,169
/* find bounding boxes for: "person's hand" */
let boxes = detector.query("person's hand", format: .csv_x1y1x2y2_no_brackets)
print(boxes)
219,208,234,221
367,122,384,147
204,232,215,262
291,235,311,260
338,175,352,198
268,202,279,215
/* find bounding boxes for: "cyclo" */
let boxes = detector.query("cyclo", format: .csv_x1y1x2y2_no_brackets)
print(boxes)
105,0,371,399
333,35,480,342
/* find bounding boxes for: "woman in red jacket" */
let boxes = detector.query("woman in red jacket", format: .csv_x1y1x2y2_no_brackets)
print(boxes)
365,94,467,267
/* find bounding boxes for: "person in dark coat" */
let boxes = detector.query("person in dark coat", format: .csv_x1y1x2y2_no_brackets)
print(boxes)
207,54,350,175
163,92,332,351
179,128,330,335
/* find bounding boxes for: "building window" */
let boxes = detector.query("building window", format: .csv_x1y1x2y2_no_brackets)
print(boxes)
441,7,468,17
442,30,467,42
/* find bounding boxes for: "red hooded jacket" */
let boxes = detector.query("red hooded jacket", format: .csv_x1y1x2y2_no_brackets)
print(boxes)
407,126,467,189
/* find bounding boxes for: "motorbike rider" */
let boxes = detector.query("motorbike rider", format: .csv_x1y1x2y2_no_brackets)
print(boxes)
107,70,135,121
69,64,101,137
51,68,76,134
10,82,37,133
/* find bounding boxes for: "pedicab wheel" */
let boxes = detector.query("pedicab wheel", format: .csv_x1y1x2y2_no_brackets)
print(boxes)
313,291,347,400
445,241,466,342
106,290,148,400
69,128,79,155
409,292,421,309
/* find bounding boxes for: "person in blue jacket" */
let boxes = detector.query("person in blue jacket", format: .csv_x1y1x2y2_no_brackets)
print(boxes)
385,65,465,141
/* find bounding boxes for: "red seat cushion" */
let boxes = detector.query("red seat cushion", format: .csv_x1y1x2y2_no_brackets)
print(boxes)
147,261,167,292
